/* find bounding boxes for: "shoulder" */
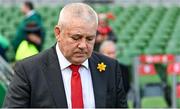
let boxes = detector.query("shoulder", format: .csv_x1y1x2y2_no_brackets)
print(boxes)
27,12,42,23
33,12,42,19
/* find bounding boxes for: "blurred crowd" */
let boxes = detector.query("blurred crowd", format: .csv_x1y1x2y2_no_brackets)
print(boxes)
0,1,118,62
0,1,45,61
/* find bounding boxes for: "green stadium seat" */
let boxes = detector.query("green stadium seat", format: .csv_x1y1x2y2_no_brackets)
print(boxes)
136,34,151,41
149,40,166,48
123,47,142,57
0,81,7,107
144,47,164,55
118,35,132,42
93,5,109,13
110,5,123,15
129,39,147,49
166,45,180,54
117,56,132,65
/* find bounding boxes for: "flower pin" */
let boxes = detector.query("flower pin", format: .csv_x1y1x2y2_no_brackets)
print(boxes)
97,62,106,72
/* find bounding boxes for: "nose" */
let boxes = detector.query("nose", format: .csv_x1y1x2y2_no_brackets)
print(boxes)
78,39,87,50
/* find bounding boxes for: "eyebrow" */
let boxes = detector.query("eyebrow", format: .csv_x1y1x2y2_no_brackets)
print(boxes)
70,34,82,38
87,35,96,38
69,33,96,37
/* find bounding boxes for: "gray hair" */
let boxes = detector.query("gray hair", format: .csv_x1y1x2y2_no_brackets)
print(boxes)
99,40,116,53
58,3,98,29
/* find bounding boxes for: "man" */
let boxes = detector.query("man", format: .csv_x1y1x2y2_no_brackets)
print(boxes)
94,13,117,51
99,40,116,59
99,40,130,92
3,3,127,108
12,1,45,52
15,22,42,61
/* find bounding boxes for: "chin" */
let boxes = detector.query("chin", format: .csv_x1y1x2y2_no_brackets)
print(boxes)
73,58,87,64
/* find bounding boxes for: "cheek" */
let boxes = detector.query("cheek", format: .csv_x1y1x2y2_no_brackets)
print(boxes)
87,43,95,53
56,35,62,42
87,39,95,50
63,40,77,53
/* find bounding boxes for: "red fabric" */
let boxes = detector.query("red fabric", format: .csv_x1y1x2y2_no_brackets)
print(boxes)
139,55,153,63
106,12,115,20
139,54,175,64
176,84,180,98
167,63,180,75
97,26,112,36
162,54,175,63
138,64,157,76
70,64,84,108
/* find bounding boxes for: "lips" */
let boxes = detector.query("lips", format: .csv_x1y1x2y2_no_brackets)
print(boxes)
74,52,86,57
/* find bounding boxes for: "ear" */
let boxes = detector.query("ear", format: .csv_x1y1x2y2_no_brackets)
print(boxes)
54,25,61,41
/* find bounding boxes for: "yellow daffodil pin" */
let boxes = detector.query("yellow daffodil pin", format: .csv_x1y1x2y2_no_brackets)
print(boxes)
97,62,106,72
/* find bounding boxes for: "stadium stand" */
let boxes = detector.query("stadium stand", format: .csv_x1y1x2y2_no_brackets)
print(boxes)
1,5,180,63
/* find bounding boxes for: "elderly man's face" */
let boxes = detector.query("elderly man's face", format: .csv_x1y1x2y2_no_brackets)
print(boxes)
102,44,116,59
55,19,97,65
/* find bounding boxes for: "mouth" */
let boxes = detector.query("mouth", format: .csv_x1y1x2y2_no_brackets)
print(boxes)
74,52,86,57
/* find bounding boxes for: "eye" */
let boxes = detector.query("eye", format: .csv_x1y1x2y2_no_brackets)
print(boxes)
72,37,79,40
87,35,95,41
71,35,81,40
87,37,93,41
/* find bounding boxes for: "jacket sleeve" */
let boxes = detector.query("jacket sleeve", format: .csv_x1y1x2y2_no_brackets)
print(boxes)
3,62,30,107
115,61,128,107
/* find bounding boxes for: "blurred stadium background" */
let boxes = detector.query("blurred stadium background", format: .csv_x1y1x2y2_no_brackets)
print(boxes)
1,0,180,108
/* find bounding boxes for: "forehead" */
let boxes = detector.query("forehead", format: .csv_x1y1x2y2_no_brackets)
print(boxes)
64,19,97,35
21,4,28,9
104,44,116,51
